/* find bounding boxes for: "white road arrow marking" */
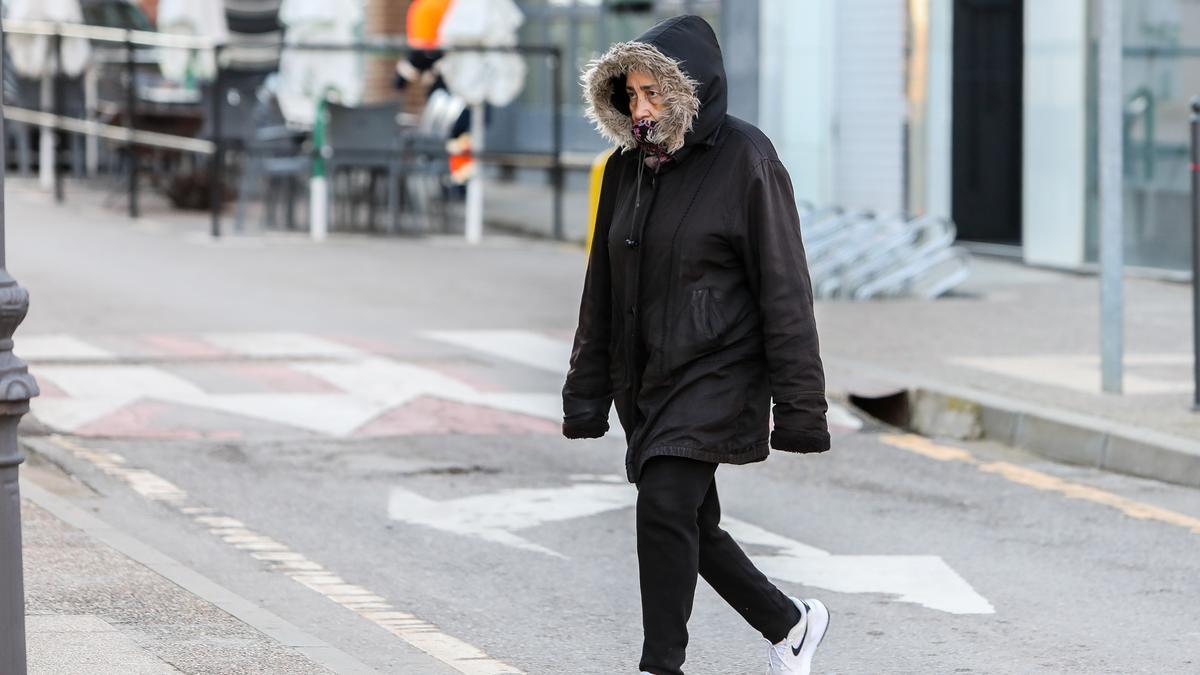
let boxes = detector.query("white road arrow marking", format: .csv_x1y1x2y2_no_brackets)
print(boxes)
722,519,994,615
387,477,993,615
388,482,633,559
19,334,116,361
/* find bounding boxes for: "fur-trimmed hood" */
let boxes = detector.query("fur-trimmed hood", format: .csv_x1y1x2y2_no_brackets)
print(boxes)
581,15,727,155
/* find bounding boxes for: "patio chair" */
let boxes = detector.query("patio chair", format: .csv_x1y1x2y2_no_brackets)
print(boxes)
398,88,465,233
322,99,406,233
234,90,311,231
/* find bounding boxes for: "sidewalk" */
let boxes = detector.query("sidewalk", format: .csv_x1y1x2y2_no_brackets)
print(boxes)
36,170,592,243
816,258,1200,488
18,453,370,674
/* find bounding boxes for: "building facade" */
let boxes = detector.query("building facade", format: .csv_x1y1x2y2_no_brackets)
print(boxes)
760,0,1198,274
499,0,1193,273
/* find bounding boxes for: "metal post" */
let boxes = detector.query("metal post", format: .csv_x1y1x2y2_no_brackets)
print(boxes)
52,30,64,204
124,32,138,218
0,18,41,675
464,103,485,244
551,49,564,241
1190,97,1200,410
210,47,223,238
1098,0,1124,394
36,74,52,192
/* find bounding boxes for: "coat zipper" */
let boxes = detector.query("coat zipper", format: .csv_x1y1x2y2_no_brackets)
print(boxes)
627,152,646,247
625,152,657,433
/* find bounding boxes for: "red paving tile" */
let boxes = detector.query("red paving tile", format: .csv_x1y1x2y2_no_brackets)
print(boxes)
324,334,399,355
425,363,507,393
32,377,67,398
354,396,559,437
71,401,269,439
74,401,212,439
217,363,345,394
138,334,232,359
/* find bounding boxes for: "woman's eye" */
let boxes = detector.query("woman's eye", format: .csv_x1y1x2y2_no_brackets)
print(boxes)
647,91,658,99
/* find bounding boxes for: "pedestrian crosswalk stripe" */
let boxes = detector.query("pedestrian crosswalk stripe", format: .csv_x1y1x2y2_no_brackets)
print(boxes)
424,330,571,374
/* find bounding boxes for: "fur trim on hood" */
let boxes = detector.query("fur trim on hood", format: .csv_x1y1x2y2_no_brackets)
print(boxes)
581,40,701,155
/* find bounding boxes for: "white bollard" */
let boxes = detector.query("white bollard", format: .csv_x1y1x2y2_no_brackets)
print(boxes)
309,175,328,242
464,103,485,245
38,75,54,191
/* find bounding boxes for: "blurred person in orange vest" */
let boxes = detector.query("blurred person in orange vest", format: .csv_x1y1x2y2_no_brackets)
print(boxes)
394,0,475,192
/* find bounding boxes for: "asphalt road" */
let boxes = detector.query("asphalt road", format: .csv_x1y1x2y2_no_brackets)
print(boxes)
12,185,1200,674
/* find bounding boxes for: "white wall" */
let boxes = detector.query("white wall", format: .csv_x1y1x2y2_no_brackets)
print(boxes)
925,0,953,221
832,0,907,213
758,0,835,206
904,0,953,220
1023,0,1090,268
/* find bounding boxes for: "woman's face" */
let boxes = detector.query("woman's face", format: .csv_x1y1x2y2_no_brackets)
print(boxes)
625,70,664,122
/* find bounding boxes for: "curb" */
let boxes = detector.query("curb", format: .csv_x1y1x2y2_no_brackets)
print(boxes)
828,358,1200,489
907,387,1200,488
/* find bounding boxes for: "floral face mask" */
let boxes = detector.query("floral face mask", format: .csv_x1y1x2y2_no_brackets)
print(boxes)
632,118,673,167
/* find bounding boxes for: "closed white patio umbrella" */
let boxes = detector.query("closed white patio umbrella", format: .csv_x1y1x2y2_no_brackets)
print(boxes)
7,0,92,190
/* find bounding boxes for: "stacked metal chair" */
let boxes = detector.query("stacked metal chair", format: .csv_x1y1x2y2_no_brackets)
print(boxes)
798,206,972,301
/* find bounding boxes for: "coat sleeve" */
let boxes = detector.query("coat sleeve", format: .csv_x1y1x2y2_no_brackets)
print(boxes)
738,159,830,453
562,152,620,439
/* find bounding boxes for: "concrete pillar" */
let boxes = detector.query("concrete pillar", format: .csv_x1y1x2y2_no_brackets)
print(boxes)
758,0,836,206
1022,0,1089,268
906,0,953,220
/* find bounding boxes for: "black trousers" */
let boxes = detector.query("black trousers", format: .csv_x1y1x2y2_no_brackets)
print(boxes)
636,455,802,675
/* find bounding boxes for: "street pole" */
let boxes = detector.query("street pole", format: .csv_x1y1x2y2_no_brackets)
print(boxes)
52,30,64,204
465,102,485,245
125,32,139,218
309,95,329,242
0,19,42,675
551,49,564,241
1190,97,1200,409
210,48,224,239
1099,0,1124,394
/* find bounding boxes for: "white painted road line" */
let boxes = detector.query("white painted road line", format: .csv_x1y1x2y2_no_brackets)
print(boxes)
32,353,565,437
388,476,994,615
426,329,860,432
18,334,116,361
46,435,525,675
424,330,573,374
203,332,364,360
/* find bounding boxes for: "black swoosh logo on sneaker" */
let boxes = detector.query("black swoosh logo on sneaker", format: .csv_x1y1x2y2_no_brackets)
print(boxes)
791,600,811,657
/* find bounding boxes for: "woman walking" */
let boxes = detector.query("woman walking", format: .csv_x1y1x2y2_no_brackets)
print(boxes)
562,14,832,675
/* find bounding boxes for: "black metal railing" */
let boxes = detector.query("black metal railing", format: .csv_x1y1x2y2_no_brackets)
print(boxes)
1,21,569,239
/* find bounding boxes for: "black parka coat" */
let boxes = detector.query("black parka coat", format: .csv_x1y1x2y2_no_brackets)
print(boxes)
563,15,829,483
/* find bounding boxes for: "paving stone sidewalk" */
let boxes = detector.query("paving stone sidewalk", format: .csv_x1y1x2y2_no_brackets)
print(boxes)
18,454,349,675
817,257,1200,487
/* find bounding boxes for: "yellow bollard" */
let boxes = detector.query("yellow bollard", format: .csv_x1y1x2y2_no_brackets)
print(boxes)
586,149,614,256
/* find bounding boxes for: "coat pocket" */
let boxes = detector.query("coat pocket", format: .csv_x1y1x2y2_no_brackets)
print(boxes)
689,287,727,348
660,287,735,375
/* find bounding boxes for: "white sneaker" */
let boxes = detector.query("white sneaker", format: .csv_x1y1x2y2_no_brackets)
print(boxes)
766,597,829,675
